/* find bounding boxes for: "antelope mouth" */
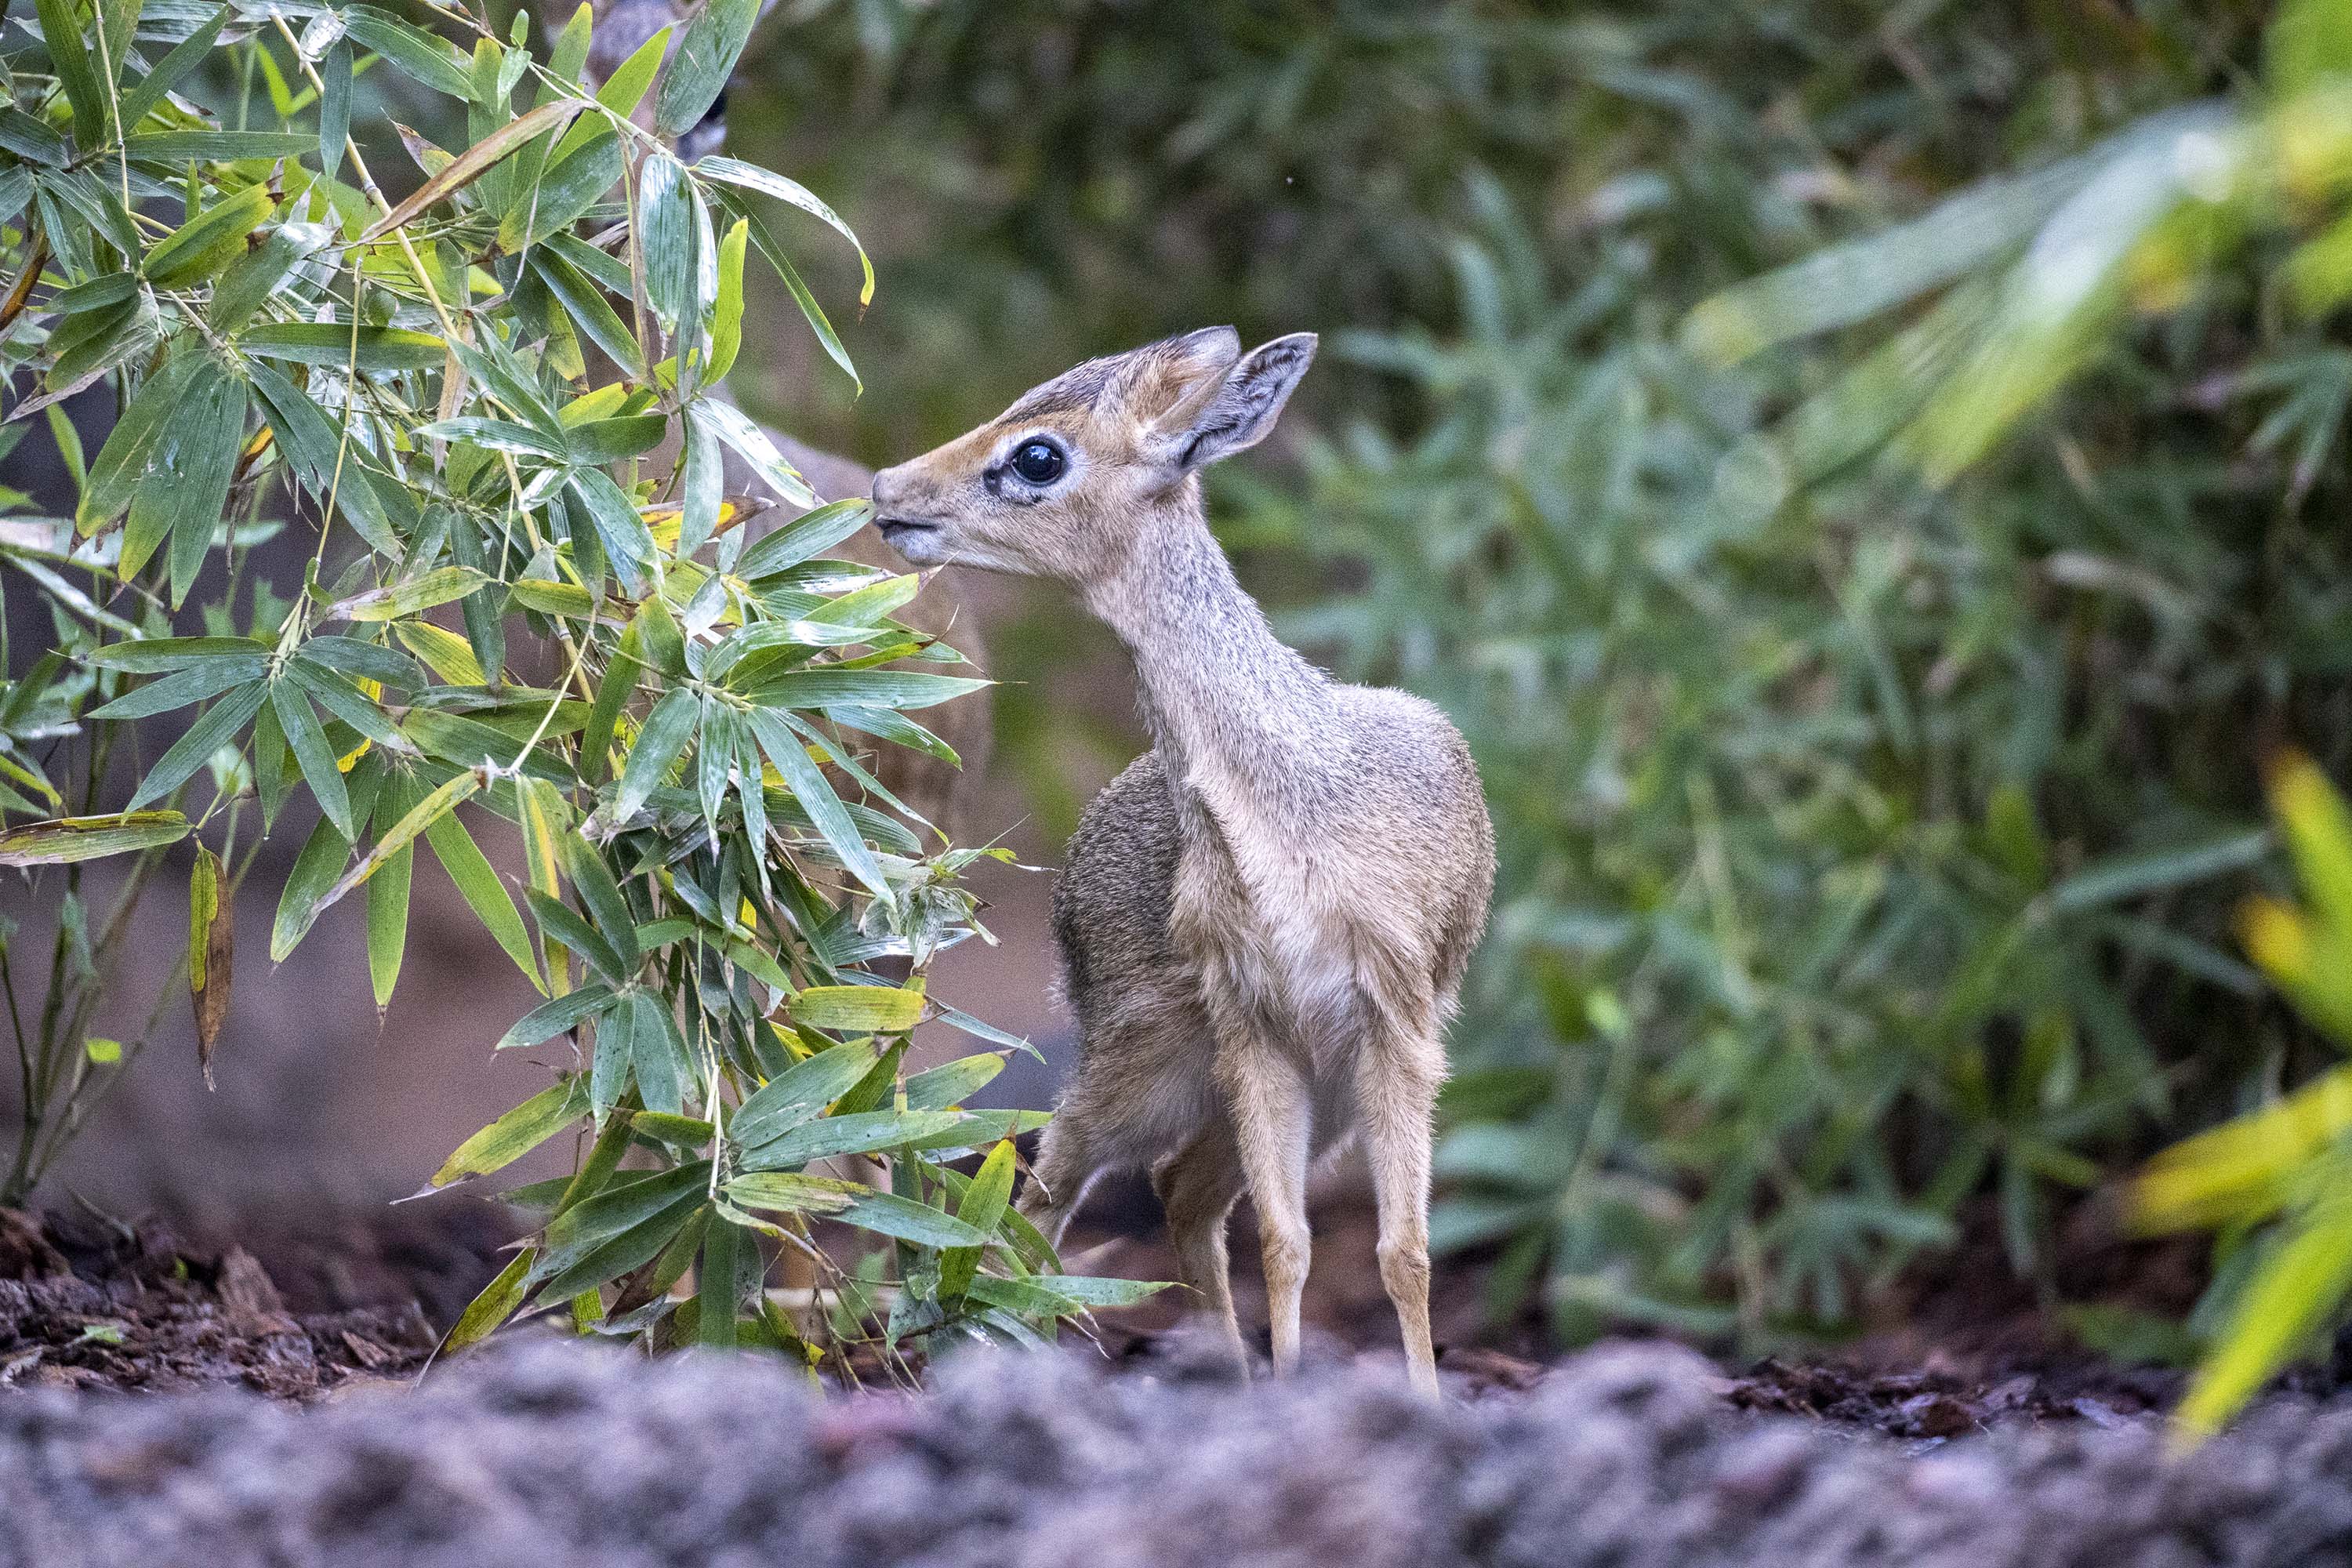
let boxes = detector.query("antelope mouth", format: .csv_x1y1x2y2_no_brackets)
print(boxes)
874,517,947,565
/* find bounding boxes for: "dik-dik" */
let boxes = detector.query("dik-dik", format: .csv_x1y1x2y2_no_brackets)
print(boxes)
871,328,1494,1397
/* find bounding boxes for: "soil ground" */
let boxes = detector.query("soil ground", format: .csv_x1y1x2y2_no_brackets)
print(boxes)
8,1193,2352,1566
0,1183,2255,1437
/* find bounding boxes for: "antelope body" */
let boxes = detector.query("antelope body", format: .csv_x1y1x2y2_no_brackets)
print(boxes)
871,328,1494,1396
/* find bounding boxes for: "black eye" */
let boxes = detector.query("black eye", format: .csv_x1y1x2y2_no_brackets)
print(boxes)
1011,440,1065,485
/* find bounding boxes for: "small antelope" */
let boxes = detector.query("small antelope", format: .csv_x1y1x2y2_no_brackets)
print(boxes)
871,328,1494,1397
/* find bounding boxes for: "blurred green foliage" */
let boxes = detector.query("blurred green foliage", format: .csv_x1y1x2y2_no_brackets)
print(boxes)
737,1,2352,1343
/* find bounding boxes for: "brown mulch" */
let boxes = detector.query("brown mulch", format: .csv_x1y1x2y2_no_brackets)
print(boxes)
0,1202,508,1399
0,1178,2259,1439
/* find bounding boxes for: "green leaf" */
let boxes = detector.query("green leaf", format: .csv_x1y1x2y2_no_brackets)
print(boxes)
0,107,68,166
940,1138,1016,1299
906,1053,1007,1111
34,0,110,150
78,349,215,535
529,250,647,380
533,1191,707,1305
327,768,483,914
343,5,474,98
740,669,989,712
739,1109,979,1170
125,131,315,163
125,683,268,814
612,685,697,824
440,1247,533,1355
558,833,640,970
517,132,626,250
241,323,448,372
637,151,698,332
209,222,332,336
691,398,817,509
653,0,760,138
564,416,668,466
2177,1189,2352,1436
143,184,277,287
85,635,267,673
89,656,268,720
2045,830,2274,916
543,1160,711,1253
318,38,353,180
695,155,873,309
119,5,233,132
361,98,584,243
394,621,488,686
285,662,411,753
151,367,249,609
706,218,749,385
367,778,417,1008
297,637,426,691
722,1169,861,1217
329,565,491,622
728,1038,881,1146
745,706,887,898
428,1076,590,1189
526,888,630,983
791,984,926,1033
269,766,374,961
828,1189,990,1250
424,808,543,990
272,682,353,840
732,498,873,579
566,468,658,593
0,811,190,867
499,984,618,1051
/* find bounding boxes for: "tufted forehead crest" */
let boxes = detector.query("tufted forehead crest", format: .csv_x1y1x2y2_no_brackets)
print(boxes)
1000,327,1243,425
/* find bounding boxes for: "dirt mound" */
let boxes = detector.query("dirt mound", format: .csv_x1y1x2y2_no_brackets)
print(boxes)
3,1338,2350,1568
0,1205,505,1398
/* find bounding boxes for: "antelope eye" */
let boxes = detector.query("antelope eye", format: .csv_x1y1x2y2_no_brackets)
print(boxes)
1011,440,1065,485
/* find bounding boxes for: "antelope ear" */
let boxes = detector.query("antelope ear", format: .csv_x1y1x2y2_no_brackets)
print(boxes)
1114,326,1242,424
1154,333,1317,472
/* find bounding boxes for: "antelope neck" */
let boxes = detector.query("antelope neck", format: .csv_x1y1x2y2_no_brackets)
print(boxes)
1082,496,1335,796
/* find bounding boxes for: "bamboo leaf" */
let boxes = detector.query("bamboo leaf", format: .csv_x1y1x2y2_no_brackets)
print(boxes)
329,565,490,622
272,681,354,840
365,775,416,1008
423,809,543,991
343,5,473,98
125,683,268,814
428,1076,590,1189
241,323,448,372
790,983,925,1033
612,684,697,824
325,768,483,914
738,1109,980,1170
728,1038,881,1147
746,706,887,898
360,99,585,242
0,811,189,867
119,5,234,132
939,1138,1016,1300
653,0,760,138
695,155,873,309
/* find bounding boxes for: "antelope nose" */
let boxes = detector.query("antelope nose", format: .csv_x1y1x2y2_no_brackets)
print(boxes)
870,466,904,514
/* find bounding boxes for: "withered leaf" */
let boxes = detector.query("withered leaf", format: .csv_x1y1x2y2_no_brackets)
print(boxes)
188,846,233,1089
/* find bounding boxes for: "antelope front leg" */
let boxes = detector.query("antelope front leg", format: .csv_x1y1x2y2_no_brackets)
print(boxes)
1357,1028,1444,1399
1216,1031,1314,1375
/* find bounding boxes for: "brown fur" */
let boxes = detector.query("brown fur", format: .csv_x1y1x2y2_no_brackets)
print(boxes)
872,329,1495,1397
